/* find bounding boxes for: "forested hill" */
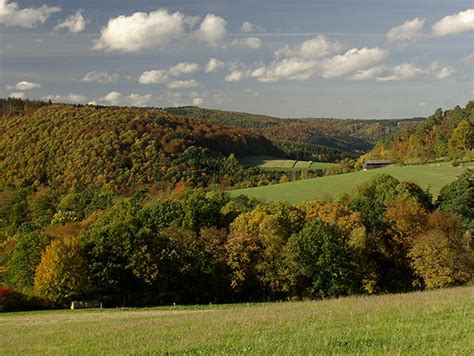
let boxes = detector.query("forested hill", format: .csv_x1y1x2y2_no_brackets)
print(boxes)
360,101,474,165
164,106,423,161
0,103,280,191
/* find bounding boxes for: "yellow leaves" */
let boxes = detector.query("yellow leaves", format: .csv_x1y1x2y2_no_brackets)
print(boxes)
385,196,428,246
299,200,366,248
33,236,86,302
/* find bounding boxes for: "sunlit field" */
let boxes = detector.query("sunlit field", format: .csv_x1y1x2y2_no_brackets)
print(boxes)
1,286,473,354
230,163,472,204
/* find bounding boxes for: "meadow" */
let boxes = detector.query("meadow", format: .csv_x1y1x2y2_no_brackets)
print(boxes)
1,286,472,354
230,163,472,204
239,155,338,171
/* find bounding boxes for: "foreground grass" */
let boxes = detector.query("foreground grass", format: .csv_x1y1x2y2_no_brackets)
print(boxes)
230,163,471,204
1,287,473,354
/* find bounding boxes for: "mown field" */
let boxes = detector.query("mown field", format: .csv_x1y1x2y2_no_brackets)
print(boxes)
239,155,338,171
230,163,472,204
1,287,472,354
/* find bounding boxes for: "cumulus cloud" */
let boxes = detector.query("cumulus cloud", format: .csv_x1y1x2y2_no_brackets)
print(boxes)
139,70,169,85
376,62,455,81
432,9,474,37
168,62,199,76
275,35,342,59
349,66,387,81
251,58,318,83
94,10,188,52
194,14,227,46
241,21,264,33
6,81,40,90
94,10,228,52
387,17,425,42
0,0,61,28
205,58,225,73
101,91,122,105
321,47,389,78
139,62,199,85
81,71,120,83
249,47,388,83
435,65,456,79
42,93,87,103
53,9,85,33
166,80,199,89
225,70,247,82
192,97,204,105
127,93,152,106
464,53,474,63
8,92,26,99
231,37,262,49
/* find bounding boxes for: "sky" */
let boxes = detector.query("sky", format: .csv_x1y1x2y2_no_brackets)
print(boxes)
0,0,473,118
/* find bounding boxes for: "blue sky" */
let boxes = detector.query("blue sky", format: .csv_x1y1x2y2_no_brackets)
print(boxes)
1,0,473,118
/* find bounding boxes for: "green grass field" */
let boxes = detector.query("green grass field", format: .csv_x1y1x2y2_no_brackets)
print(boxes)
239,155,338,171
230,163,471,204
1,287,472,354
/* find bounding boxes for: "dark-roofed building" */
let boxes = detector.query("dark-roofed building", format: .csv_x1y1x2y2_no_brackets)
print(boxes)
363,160,391,170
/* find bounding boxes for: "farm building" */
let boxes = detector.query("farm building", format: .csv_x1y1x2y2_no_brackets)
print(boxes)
363,160,391,170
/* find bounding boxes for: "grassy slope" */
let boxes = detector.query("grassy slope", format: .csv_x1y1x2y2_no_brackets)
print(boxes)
230,163,472,204
1,287,473,354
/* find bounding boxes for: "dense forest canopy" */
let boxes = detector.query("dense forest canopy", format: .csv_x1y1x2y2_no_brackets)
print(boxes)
360,101,474,165
0,102,285,192
164,106,422,161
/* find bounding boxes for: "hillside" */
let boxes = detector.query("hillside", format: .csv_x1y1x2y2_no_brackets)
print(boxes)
0,103,279,191
230,163,472,204
361,101,474,164
164,106,421,161
1,286,472,354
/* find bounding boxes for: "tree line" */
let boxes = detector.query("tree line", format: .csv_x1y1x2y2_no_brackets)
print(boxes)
1,171,472,310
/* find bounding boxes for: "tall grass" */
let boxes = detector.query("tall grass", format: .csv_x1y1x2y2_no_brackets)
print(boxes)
1,286,473,354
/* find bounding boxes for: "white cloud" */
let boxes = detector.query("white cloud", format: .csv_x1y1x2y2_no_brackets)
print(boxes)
349,66,387,81
432,9,474,37
127,93,152,106
241,21,264,33
205,58,225,73
166,80,199,89
464,53,474,63
231,37,262,49
0,0,61,28
139,70,169,84
251,58,318,83
101,91,122,105
376,63,424,81
94,9,188,52
6,81,40,90
139,62,199,85
275,35,342,59
194,14,227,46
192,97,204,105
81,71,120,83
321,47,389,78
53,9,85,33
225,70,247,82
8,92,26,99
387,17,425,42
376,62,455,81
42,93,87,103
435,65,456,79
87,101,98,106
94,9,228,52
168,62,199,76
